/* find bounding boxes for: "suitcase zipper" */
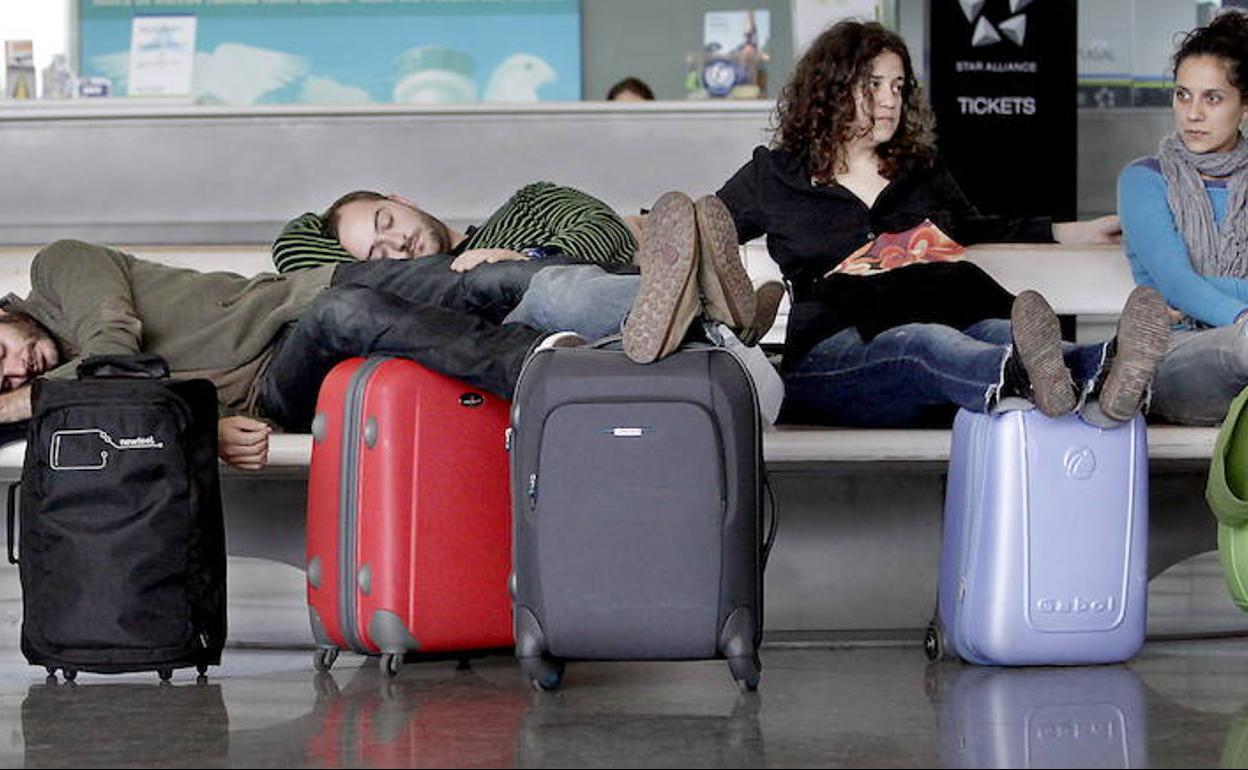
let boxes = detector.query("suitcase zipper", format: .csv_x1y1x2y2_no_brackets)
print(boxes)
338,357,388,654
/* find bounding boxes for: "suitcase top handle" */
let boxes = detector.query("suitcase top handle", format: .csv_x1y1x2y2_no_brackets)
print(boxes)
77,355,170,380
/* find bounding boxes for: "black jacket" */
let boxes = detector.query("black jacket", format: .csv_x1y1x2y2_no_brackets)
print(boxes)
716,146,1054,367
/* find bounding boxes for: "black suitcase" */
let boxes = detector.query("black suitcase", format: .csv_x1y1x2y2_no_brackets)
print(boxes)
509,343,772,691
9,354,226,681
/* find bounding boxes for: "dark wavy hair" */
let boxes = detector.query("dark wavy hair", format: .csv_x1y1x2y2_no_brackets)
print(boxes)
773,20,936,182
1173,9,1248,99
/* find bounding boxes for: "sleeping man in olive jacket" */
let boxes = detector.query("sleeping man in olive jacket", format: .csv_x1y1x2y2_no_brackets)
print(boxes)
0,239,594,469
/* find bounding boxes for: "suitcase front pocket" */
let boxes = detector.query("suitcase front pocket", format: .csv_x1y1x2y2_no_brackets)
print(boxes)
532,401,726,659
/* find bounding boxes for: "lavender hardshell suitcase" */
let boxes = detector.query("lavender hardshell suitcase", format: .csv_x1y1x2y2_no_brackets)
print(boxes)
508,344,766,691
927,409,1148,666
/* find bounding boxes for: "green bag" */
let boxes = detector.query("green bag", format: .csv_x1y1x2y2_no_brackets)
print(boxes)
1206,386,1248,612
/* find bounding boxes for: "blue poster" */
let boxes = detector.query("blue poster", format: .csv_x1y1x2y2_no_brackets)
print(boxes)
79,0,582,104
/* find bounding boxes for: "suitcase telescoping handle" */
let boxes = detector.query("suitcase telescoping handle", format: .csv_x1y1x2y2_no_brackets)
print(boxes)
6,482,17,565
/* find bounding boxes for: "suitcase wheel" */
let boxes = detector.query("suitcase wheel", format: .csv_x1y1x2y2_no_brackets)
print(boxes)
158,668,173,682
728,655,761,692
61,668,77,683
313,647,339,673
381,653,404,678
520,657,564,692
923,623,952,662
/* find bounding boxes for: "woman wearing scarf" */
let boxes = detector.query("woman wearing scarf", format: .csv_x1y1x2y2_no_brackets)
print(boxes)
1119,10,1248,425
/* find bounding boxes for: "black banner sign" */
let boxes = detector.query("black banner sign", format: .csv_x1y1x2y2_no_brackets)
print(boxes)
928,0,1076,220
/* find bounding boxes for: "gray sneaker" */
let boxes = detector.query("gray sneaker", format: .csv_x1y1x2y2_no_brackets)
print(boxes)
1011,290,1077,417
1097,286,1171,422
622,192,700,364
693,194,756,332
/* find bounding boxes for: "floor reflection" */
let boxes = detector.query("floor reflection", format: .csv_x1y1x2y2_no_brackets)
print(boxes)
517,687,765,767
22,678,231,768
232,663,528,767
926,664,1146,768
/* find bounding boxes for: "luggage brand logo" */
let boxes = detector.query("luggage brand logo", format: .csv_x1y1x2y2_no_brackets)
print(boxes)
1063,446,1096,480
1036,595,1115,614
1033,718,1119,743
605,427,650,438
117,435,160,448
50,428,166,472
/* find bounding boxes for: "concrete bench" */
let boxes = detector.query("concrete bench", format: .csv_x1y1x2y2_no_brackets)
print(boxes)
0,243,1223,634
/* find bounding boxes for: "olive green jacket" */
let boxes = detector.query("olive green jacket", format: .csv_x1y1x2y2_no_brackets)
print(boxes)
2,240,334,416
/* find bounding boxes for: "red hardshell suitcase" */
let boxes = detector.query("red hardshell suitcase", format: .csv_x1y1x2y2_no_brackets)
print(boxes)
305,356,513,676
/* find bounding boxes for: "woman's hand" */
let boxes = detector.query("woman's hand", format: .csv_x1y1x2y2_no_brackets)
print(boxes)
1052,215,1122,245
218,415,272,470
450,249,529,273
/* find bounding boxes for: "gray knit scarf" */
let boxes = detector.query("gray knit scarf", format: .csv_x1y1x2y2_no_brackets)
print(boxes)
1157,131,1248,277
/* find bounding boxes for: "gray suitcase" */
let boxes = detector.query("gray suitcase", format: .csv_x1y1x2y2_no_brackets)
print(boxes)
508,343,770,691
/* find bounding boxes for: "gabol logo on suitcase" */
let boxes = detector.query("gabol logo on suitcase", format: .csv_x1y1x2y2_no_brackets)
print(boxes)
49,428,166,471
1036,595,1117,614
1063,446,1097,480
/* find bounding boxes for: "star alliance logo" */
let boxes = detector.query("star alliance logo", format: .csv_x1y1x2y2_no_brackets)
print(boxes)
959,0,1034,48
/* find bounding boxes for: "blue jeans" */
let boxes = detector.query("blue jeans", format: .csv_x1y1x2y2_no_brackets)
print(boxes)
504,264,638,339
1151,323,1248,426
782,320,1107,427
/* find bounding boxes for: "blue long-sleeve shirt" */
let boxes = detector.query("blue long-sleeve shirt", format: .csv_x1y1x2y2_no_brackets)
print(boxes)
1118,157,1248,327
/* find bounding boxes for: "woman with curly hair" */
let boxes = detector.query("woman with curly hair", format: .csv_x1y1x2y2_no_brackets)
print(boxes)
713,20,1169,427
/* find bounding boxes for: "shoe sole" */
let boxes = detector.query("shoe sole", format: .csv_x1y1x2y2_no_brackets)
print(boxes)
1099,286,1171,422
740,280,785,347
1011,290,1077,417
623,192,699,364
694,195,756,330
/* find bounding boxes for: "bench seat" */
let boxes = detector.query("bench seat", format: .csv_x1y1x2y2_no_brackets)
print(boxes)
0,423,1216,480
0,241,1225,634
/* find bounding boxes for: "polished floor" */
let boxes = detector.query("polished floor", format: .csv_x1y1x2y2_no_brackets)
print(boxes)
1,556,1247,768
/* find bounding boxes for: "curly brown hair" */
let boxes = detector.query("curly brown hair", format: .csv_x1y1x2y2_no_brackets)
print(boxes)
773,21,936,182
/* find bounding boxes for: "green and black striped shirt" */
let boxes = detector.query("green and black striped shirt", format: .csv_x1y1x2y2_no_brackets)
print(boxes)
271,182,637,273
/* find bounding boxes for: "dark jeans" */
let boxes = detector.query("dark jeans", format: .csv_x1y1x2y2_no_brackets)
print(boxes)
256,257,553,432
782,319,1108,427
330,254,558,324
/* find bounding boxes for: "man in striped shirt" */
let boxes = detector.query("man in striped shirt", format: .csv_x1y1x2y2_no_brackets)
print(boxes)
270,185,784,422
272,182,641,273
272,182,659,344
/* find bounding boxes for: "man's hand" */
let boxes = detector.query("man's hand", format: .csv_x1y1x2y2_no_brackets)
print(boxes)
1052,215,1122,245
450,249,529,273
0,387,32,424
218,415,271,470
